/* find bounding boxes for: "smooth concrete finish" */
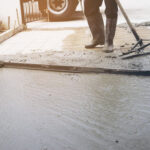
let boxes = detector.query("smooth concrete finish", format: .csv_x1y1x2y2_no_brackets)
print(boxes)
0,68,150,150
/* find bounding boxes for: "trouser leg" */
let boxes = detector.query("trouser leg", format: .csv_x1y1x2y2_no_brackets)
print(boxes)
84,0,105,48
38,0,47,15
105,0,118,19
103,0,118,52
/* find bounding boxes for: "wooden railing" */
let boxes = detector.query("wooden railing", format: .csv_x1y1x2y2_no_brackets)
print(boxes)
20,0,43,24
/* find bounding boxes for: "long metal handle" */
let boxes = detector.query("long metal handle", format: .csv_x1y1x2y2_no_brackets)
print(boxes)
115,0,142,44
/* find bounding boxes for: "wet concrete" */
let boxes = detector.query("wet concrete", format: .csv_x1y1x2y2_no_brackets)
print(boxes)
0,68,150,150
0,25,150,72
0,4,150,72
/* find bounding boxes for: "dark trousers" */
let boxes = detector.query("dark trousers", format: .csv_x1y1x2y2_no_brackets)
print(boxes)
84,0,118,19
38,0,47,11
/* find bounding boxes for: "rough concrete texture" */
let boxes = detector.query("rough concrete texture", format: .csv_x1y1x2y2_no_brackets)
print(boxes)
0,21,150,71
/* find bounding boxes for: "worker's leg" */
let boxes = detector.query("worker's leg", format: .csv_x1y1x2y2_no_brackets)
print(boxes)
84,0,105,48
103,0,118,52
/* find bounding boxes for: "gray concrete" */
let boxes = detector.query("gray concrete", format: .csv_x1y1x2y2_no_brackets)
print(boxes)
0,9,150,72
0,2,150,150
0,68,150,150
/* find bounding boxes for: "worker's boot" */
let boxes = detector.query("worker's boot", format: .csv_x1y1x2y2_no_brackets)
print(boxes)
85,12,105,49
103,18,117,53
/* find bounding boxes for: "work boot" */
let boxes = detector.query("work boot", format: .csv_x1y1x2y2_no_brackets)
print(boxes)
85,12,105,49
103,18,117,53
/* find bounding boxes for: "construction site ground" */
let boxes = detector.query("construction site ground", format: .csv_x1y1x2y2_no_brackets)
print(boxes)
0,16,150,72
0,6,150,150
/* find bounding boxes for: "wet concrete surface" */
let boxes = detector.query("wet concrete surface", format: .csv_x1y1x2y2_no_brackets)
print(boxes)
0,5,150,72
0,68,150,150
0,25,150,72
0,2,150,149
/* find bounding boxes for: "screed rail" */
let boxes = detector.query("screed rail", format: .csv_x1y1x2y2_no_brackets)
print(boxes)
0,61,150,76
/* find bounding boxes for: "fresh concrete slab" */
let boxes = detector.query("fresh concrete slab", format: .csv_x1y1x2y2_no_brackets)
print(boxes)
0,24,150,72
0,68,150,150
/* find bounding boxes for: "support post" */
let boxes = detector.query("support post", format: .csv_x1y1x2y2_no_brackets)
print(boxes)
20,0,26,25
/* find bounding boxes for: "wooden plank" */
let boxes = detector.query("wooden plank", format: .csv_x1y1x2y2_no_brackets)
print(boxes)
0,61,4,67
0,25,24,44
1,61,150,76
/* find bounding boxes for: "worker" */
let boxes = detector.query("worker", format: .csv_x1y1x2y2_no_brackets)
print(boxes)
84,0,118,52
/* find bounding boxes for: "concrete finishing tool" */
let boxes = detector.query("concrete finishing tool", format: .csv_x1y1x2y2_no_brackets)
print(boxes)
115,0,150,59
